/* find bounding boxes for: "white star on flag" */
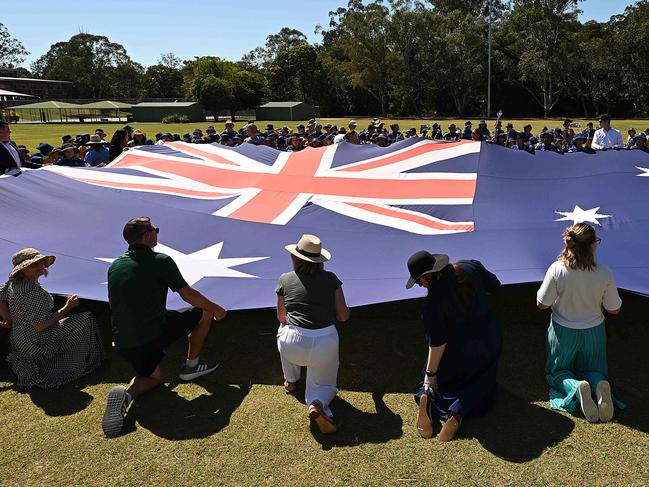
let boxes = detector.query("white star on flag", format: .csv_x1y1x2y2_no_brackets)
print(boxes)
98,242,268,286
555,205,611,225
636,166,649,177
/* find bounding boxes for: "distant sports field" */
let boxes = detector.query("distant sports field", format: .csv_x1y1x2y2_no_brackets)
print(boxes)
9,118,649,151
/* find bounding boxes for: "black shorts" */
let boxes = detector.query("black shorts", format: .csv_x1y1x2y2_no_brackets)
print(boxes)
118,308,203,377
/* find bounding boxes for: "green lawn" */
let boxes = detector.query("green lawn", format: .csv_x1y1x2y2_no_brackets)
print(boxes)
1,285,648,486
9,118,649,152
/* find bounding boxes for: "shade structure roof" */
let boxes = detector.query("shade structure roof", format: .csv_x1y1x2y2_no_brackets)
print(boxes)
0,89,34,97
131,102,198,107
8,100,81,109
257,101,305,108
82,100,133,109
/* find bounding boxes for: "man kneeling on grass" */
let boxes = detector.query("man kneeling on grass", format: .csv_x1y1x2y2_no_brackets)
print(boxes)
102,216,227,438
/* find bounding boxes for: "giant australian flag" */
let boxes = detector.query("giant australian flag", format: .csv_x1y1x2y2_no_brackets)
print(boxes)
1,139,647,309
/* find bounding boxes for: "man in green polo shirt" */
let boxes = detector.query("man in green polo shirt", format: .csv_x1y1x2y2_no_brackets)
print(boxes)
102,216,227,438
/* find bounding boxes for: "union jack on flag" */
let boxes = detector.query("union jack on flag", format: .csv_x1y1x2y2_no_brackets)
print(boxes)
2,138,648,310
46,139,480,234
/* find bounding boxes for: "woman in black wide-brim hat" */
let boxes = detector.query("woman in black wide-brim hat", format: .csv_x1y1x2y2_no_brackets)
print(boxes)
406,251,503,441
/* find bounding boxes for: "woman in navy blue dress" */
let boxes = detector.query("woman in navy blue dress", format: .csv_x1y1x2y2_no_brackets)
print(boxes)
406,251,502,441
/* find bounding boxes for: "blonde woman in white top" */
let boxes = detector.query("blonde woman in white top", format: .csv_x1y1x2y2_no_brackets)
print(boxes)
537,223,623,422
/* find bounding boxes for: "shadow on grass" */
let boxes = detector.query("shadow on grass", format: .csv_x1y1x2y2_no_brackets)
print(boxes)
22,385,95,416
128,381,251,440
465,387,574,463
611,388,649,434
0,285,646,442
310,392,403,450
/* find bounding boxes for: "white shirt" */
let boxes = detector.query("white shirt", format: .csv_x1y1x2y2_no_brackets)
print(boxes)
1,141,21,167
333,134,345,144
537,260,622,329
591,127,623,150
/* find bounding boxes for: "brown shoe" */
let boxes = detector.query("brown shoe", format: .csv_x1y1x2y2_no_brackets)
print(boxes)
308,400,337,434
416,393,433,439
439,413,461,442
284,381,297,394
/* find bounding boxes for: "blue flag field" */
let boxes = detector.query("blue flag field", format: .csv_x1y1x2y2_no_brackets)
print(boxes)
1,139,647,309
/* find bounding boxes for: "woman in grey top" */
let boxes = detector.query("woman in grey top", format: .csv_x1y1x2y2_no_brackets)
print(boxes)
276,234,350,434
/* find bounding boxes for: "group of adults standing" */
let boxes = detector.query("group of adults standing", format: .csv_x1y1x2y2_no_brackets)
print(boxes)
0,219,623,440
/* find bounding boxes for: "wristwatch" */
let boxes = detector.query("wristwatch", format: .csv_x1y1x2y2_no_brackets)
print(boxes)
425,370,436,378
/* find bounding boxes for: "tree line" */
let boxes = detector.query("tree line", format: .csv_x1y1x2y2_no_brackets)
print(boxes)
2,0,649,118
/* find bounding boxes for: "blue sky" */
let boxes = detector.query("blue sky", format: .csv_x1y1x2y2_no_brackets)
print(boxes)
2,0,635,70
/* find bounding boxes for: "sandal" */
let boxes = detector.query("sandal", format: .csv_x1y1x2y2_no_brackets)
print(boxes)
284,381,297,394
308,400,337,434
416,393,433,439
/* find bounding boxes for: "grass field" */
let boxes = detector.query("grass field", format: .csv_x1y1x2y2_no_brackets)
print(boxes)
1,285,648,486
8,118,649,152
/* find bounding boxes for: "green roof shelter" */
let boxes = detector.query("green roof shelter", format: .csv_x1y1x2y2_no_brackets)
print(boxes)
8,100,83,122
255,101,316,121
83,101,132,122
130,101,205,123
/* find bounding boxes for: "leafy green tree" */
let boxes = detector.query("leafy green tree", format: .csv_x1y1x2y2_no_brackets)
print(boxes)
609,1,649,116
140,53,185,98
184,56,265,118
0,23,28,69
266,44,333,106
566,21,623,116
31,33,143,98
320,0,393,115
497,0,583,117
241,28,308,69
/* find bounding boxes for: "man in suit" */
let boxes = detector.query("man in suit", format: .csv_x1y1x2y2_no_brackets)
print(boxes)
0,122,42,173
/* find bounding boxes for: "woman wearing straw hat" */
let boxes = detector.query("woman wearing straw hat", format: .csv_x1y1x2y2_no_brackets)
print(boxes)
406,251,502,441
276,235,350,434
0,248,105,389
537,223,623,422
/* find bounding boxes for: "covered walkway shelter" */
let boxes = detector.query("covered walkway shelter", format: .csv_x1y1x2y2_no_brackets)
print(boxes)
0,89,34,102
8,100,83,122
82,100,132,122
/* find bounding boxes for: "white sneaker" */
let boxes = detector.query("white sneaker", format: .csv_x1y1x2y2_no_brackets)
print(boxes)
596,380,614,422
577,381,599,423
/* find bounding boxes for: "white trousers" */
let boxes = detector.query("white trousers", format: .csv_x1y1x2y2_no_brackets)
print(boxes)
277,324,339,418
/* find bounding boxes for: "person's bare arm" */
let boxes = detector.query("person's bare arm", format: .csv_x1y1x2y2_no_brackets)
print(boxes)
537,301,550,310
605,307,621,315
335,287,350,322
425,344,446,378
34,295,79,332
424,344,446,394
177,285,226,320
277,294,287,325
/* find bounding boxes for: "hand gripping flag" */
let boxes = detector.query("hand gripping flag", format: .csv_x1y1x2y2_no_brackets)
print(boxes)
1,138,647,310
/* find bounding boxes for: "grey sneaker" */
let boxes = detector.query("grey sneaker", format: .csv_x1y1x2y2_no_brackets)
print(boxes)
179,358,220,381
596,380,614,422
577,381,599,423
102,385,130,438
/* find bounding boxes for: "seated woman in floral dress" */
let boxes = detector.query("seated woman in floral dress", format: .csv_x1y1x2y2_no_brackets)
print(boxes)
0,248,105,389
